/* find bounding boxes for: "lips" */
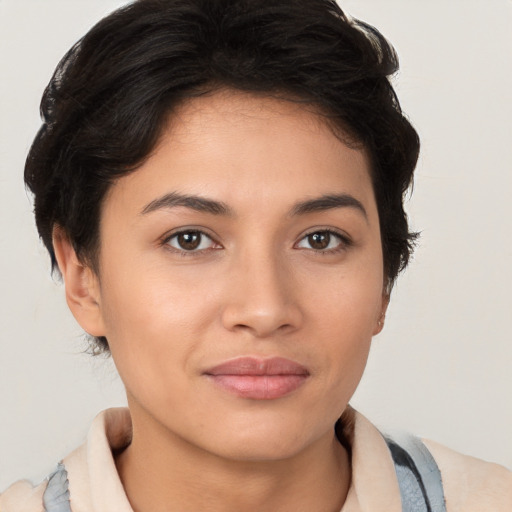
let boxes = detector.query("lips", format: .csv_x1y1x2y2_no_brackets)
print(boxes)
204,357,310,400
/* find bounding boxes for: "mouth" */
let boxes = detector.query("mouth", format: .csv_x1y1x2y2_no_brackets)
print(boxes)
203,357,310,400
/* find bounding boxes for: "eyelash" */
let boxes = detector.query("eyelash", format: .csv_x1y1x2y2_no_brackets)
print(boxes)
161,228,352,256
295,228,352,255
161,229,221,257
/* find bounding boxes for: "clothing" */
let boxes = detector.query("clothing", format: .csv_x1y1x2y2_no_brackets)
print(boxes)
1,407,511,511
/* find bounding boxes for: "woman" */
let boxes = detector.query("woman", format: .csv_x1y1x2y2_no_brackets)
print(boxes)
1,0,510,510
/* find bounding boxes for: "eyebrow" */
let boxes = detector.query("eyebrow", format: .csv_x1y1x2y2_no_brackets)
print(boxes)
141,191,367,219
291,194,367,220
141,192,233,216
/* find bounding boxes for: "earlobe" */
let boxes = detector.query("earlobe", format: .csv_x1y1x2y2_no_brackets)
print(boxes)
52,227,106,337
373,294,390,336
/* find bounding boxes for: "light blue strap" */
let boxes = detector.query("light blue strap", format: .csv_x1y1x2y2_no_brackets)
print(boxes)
384,434,447,512
43,462,72,512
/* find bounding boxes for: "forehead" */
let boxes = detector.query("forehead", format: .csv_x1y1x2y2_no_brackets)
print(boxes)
103,90,376,219
167,89,361,157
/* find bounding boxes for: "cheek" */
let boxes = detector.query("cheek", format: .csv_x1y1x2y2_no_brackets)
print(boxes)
96,261,216,389
99,246,213,330
317,304,373,385
307,252,384,332
305,260,384,388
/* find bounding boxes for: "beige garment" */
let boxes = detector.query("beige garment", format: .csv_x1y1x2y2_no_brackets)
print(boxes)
1,407,511,511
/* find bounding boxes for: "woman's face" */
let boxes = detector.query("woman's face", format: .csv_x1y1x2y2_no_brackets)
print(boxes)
88,91,387,460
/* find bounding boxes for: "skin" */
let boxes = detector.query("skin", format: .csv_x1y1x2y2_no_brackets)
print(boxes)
54,90,388,512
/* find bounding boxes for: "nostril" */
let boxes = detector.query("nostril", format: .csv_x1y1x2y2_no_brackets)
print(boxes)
222,305,302,338
220,262,304,336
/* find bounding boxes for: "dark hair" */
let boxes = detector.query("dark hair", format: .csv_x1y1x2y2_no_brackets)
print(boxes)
25,0,419,352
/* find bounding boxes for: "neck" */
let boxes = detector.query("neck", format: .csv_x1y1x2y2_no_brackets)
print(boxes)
116,403,350,512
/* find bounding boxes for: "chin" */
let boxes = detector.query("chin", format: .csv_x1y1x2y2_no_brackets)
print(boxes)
198,414,326,463
211,436,309,463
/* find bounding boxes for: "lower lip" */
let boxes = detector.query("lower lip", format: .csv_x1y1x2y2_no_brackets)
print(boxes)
207,374,308,400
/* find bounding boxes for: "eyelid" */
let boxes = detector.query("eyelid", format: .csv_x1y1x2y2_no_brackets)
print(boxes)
161,227,223,254
294,227,353,252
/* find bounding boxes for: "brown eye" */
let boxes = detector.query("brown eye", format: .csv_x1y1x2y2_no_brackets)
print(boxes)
177,232,201,250
167,230,216,252
296,230,348,252
308,232,331,250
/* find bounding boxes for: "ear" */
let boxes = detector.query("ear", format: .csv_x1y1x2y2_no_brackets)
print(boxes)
372,293,390,336
52,227,106,337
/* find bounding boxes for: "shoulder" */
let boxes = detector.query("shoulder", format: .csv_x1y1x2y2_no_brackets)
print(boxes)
0,408,131,512
0,479,47,512
424,439,512,512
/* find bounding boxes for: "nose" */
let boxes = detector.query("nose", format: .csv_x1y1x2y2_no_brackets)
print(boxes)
220,250,304,338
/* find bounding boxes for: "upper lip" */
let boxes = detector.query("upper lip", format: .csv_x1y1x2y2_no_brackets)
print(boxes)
204,357,310,376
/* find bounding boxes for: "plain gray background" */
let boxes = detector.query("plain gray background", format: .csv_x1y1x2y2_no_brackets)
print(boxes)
1,0,511,490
